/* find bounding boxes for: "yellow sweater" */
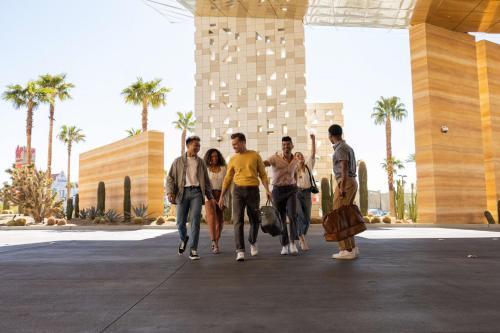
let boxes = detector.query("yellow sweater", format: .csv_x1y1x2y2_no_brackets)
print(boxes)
222,150,268,190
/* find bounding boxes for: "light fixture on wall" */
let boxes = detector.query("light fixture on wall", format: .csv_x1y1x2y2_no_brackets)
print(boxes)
440,125,449,134
216,136,223,142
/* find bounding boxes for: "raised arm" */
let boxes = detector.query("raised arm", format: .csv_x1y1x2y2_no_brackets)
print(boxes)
310,134,316,160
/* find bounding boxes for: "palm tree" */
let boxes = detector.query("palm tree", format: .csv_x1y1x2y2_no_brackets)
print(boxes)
406,153,416,163
381,157,405,176
125,128,142,137
173,111,196,155
37,74,74,177
2,81,50,165
121,78,170,132
372,96,407,216
58,126,85,200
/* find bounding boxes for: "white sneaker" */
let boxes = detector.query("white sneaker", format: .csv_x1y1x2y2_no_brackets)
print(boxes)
332,250,346,259
334,250,357,260
250,243,258,256
236,252,245,262
289,242,298,256
281,246,289,255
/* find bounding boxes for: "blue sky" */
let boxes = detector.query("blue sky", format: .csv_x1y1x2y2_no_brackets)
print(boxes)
2,0,499,191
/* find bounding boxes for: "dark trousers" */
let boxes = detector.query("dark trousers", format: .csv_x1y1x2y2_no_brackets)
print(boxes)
233,185,260,252
272,184,298,246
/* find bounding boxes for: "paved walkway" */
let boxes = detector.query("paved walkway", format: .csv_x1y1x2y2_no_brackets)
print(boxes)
1,225,499,332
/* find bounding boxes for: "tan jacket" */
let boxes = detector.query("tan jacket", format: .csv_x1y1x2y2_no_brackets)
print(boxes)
166,154,214,205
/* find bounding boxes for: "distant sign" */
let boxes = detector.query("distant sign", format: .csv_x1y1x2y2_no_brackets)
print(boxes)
15,146,36,168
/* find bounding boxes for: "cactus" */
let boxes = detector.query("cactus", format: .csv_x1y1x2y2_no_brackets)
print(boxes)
321,177,333,216
124,176,131,222
97,181,105,214
358,161,368,216
74,194,80,218
408,183,418,222
395,180,405,220
66,198,73,220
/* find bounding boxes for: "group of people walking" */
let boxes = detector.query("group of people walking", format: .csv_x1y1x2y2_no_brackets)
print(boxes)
166,124,359,262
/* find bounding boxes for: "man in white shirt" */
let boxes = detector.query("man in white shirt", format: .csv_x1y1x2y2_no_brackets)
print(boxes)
166,136,215,260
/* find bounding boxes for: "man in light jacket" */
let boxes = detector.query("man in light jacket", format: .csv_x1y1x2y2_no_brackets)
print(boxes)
167,136,215,260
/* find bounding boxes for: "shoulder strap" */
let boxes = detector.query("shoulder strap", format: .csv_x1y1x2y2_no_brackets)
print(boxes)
305,165,315,184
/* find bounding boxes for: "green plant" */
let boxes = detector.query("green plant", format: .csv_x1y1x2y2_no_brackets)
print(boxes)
47,216,56,226
104,209,122,223
133,217,144,224
58,125,85,200
321,177,333,216
2,165,63,223
74,194,80,218
173,111,196,155
37,74,74,177
97,181,105,214
408,183,418,222
57,218,67,226
371,216,382,224
372,96,408,217
382,216,392,224
122,77,170,132
125,128,142,137
156,216,165,225
363,216,371,224
358,161,368,216
133,204,152,219
395,180,405,220
66,199,73,220
124,176,131,222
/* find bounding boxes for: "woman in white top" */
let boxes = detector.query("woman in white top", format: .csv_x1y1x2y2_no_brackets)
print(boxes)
204,148,228,254
294,134,316,251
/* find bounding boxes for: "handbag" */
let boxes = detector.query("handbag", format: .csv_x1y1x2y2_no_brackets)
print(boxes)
260,200,282,237
322,204,366,242
305,165,319,194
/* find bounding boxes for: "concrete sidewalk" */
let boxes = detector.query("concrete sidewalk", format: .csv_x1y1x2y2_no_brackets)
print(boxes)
0,225,499,332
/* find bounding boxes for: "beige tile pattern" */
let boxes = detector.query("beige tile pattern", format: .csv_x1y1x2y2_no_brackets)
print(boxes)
194,16,307,185
306,103,344,218
79,131,164,218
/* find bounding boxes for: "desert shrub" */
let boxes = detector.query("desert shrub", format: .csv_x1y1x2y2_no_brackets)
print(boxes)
133,217,144,224
104,209,122,223
363,216,371,224
93,216,106,224
7,218,27,226
56,219,67,226
2,210,14,214
133,204,152,220
382,216,392,224
371,216,381,224
166,216,176,222
46,217,56,226
156,216,165,225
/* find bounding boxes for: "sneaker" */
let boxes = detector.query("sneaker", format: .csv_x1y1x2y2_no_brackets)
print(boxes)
178,235,189,255
281,246,289,255
332,250,347,259
289,242,298,256
236,252,245,262
250,243,258,256
189,249,200,260
334,250,357,260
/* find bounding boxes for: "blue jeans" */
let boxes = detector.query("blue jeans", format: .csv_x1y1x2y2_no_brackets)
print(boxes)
296,189,312,236
176,187,203,251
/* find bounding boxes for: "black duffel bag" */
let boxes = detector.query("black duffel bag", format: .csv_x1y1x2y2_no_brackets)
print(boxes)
260,200,282,237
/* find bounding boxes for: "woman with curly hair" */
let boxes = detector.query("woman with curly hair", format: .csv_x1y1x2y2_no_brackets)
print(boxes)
204,148,228,254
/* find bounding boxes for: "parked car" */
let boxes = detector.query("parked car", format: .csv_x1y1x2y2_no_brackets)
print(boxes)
368,209,388,217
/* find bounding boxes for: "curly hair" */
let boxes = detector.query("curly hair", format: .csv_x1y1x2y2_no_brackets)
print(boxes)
204,148,226,167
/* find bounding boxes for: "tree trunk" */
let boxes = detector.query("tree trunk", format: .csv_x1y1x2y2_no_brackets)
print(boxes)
67,145,72,201
47,103,55,177
142,99,148,132
181,130,186,155
386,116,395,217
26,100,34,165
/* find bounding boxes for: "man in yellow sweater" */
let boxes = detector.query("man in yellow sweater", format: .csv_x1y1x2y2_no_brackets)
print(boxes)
219,133,272,262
